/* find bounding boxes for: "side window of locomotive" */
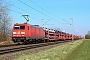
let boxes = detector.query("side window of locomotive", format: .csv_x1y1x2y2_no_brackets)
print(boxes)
28,26,30,30
20,26,25,30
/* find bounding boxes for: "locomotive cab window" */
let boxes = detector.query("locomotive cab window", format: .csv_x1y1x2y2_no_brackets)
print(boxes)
28,26,30,30
14,26,19,30
20,26,25,30
14,26,25,30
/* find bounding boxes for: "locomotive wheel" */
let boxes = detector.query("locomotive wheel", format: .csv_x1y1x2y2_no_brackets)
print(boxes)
17,43,20,45
45,40,49,42
35,40,38,44
43,40,45,43
23,40,27,45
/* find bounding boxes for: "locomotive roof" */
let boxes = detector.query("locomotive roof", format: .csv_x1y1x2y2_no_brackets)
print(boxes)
14,23,30,25
31,25,42,28
14,23,43,28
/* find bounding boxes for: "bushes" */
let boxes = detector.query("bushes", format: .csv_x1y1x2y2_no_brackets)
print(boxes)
0,33,10,42
85,34,90,39
85,30,90,39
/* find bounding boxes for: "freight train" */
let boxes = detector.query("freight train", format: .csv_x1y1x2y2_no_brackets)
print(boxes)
12,23,82,44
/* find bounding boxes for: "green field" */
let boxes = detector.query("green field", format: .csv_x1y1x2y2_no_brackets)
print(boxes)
13,39,90,60
64,39,90,60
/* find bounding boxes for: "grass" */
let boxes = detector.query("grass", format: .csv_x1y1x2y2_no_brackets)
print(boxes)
64,39,90,60
13,40,83,60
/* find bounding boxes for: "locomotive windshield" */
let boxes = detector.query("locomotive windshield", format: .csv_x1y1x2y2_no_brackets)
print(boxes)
20,26,25,30
14,26,25,30
14,26,19,30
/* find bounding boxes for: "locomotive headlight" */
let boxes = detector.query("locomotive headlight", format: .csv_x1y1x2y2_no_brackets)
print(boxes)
21,32,25,34
22,35,24,36
13,32,16,34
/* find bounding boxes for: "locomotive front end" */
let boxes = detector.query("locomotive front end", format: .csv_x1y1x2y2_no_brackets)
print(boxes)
12,24,27,43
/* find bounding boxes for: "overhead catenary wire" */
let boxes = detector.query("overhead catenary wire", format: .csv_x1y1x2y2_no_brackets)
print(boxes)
18,0,51,18
5,1,38,17
10,1,62,28
28,0,67,26
29,0,80,33
12,4,42,18
18,0,63,24
29,0,54,16
9,9,39,21
63,18,83,36
7,0,69,27
4,0,38,20
9,9,22,14
29,0,65,20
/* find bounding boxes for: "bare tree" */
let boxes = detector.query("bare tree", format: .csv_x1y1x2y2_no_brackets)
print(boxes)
85,30,90,39
0,0,12,42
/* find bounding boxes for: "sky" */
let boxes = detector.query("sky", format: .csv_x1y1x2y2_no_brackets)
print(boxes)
6,0,90,36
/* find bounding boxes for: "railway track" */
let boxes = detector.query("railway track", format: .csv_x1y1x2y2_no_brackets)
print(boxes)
0,40,70,55
0,44,20,48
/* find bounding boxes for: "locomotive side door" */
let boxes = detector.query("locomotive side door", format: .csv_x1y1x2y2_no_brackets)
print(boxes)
27,25,30,38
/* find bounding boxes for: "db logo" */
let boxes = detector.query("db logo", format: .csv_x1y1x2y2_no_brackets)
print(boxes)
17,31,20,34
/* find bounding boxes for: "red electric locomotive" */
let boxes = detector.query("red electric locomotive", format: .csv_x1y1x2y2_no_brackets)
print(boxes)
12,23,45,44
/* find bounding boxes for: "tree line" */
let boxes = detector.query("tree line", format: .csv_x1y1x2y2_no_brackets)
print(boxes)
0,0,12,42
85,31,90,39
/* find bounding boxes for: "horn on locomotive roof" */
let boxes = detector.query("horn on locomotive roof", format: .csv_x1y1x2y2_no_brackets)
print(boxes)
22,15,29,23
